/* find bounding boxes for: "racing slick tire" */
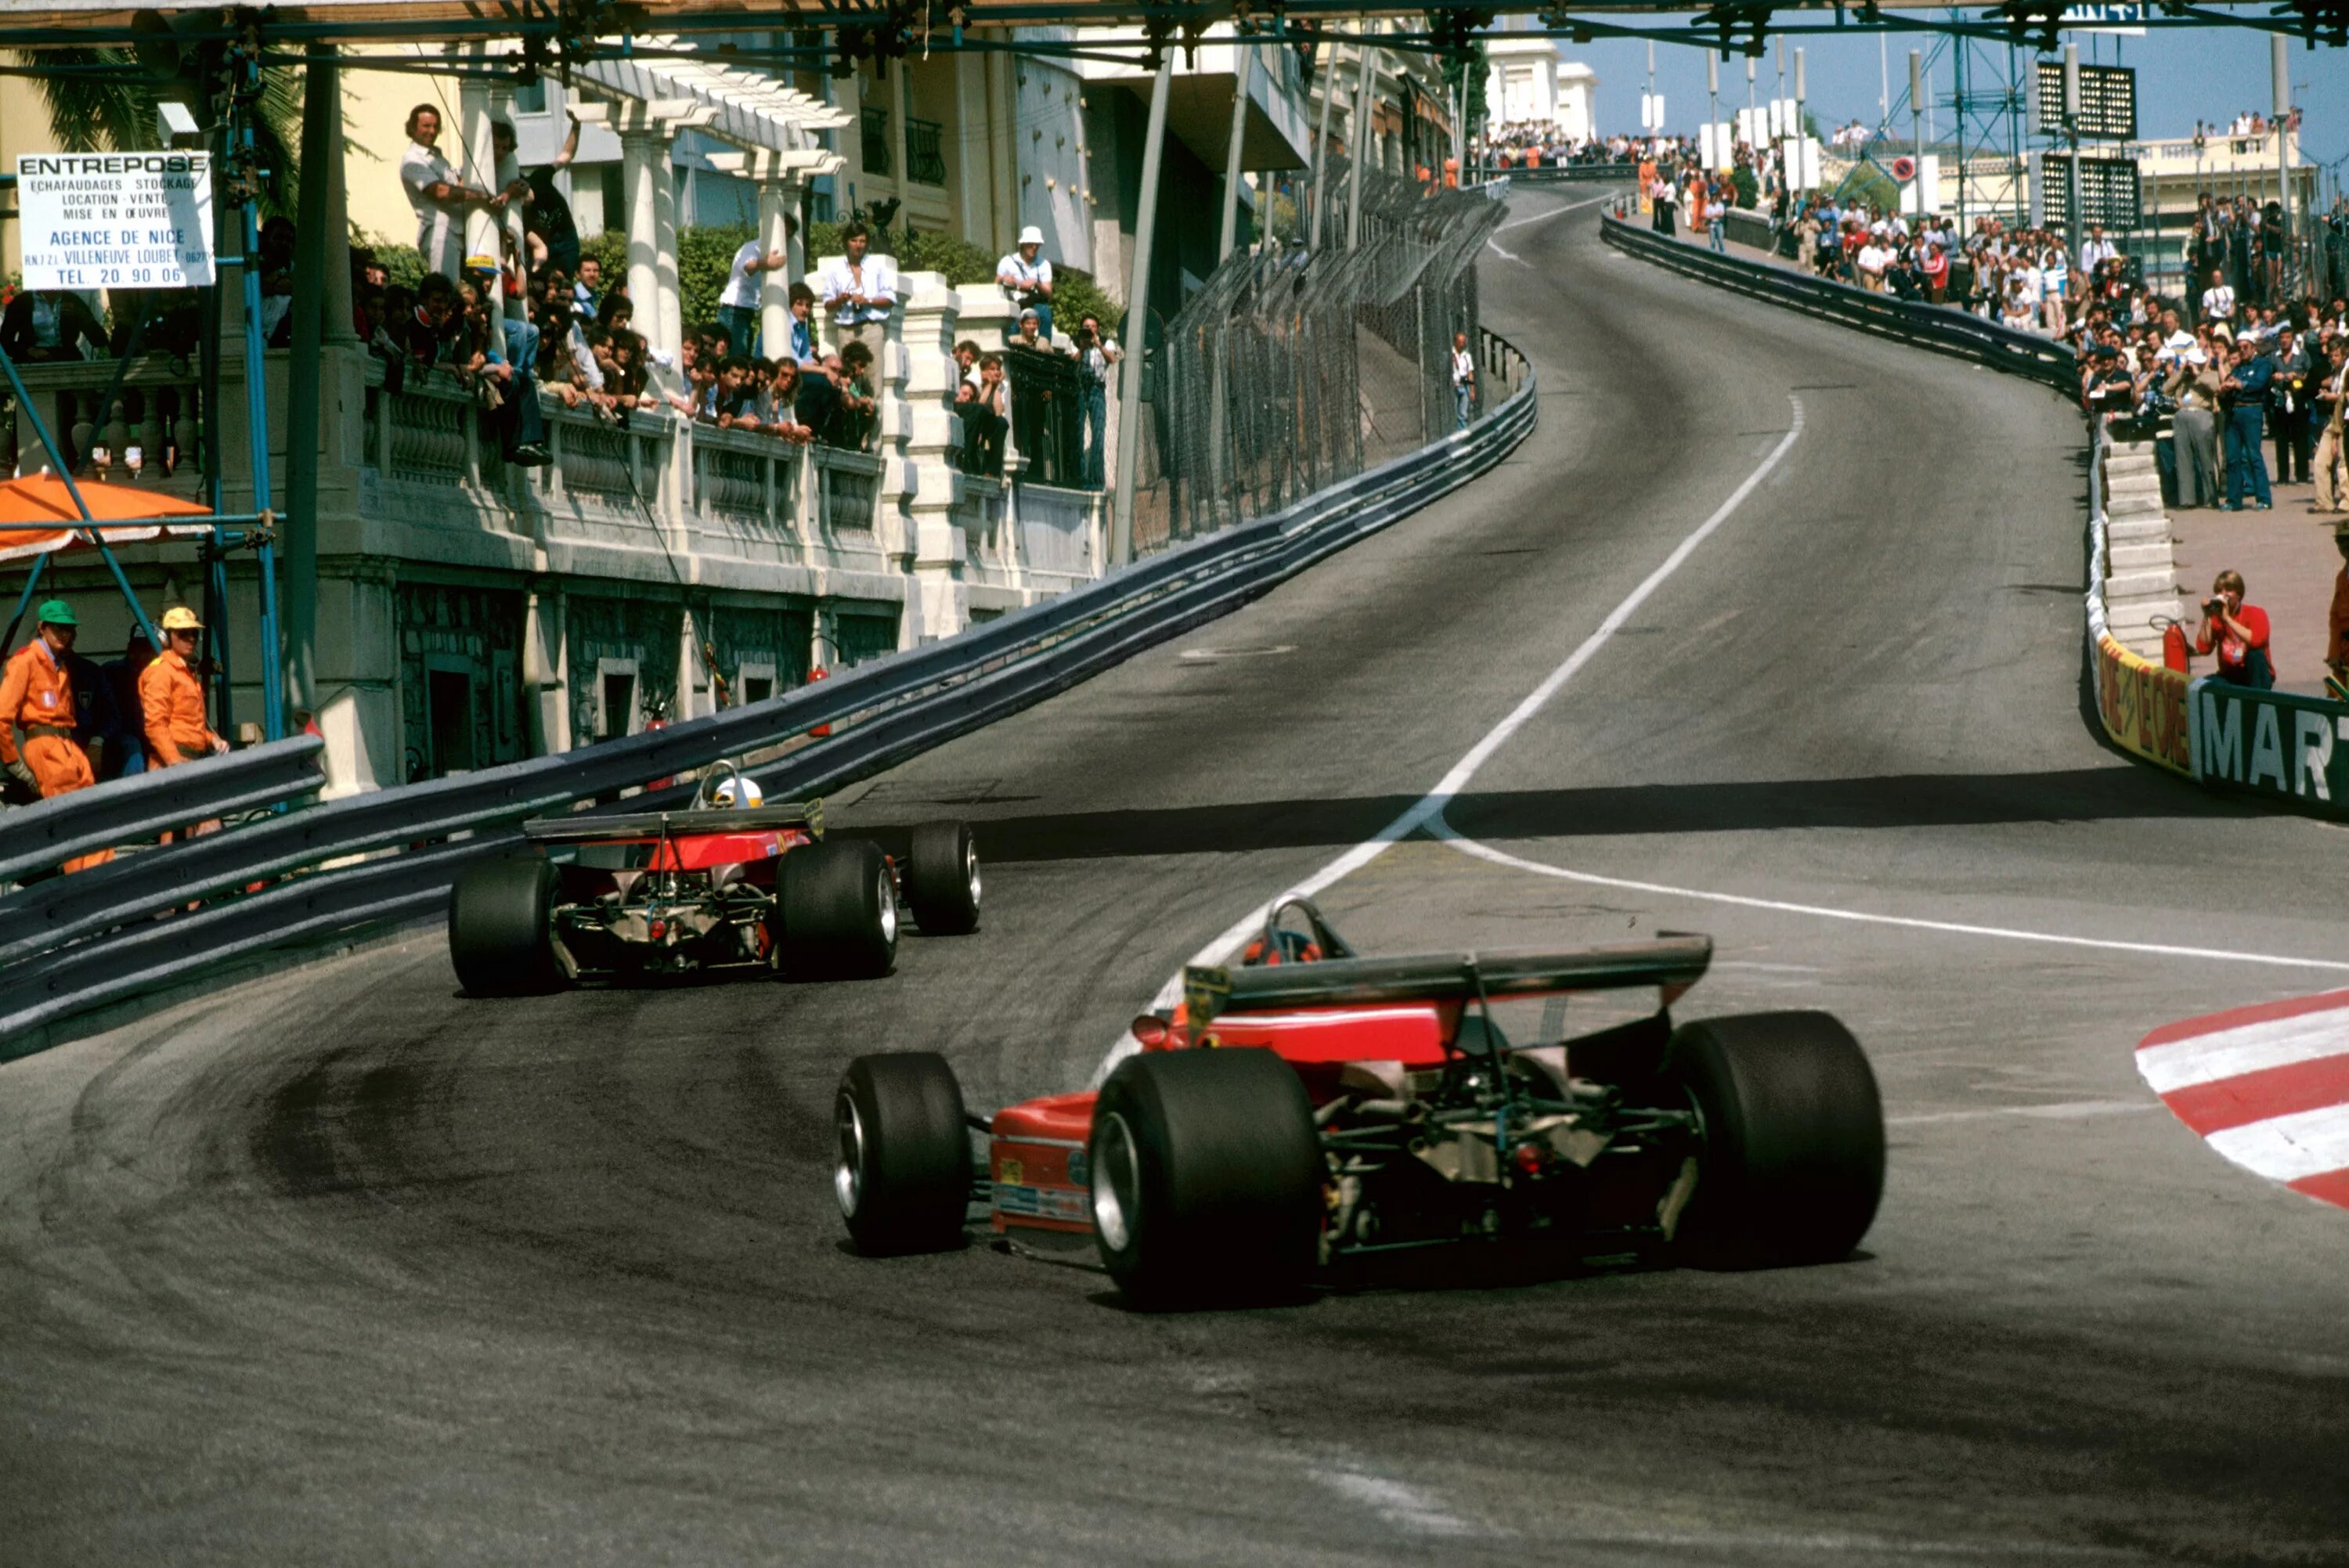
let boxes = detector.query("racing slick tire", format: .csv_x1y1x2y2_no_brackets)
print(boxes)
904,820,983,935
778,838,898,979
448,855,566,997
835,1053,972,1255
1089,1047,1322,1310
1668,1011,1885,1270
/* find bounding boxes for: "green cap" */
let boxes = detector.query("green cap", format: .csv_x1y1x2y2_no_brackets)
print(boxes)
34,599,75,628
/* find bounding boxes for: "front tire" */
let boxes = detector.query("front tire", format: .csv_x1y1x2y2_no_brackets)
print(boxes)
1669,1011,1885,1269
448,855,565,997
1090,1048,1322,1309
904,820,982,935
778,838,898,979
835,1053,972,1255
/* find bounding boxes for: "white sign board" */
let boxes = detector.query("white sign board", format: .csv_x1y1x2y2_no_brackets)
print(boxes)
1900,154,1944,216
2061,2,2147,33
16,151,215,291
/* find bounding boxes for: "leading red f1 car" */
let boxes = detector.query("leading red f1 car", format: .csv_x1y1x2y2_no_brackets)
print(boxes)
831,899,1884,1307
448,764,982,993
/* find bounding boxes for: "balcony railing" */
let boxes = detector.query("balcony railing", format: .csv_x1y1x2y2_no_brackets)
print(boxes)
907,117,947,187
861,106,892,178
1004,346,1085,490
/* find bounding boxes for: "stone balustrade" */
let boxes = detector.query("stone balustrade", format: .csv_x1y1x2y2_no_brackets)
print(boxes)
3,269,1110,795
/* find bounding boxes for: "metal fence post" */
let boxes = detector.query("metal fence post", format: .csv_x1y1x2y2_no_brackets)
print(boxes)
1111,54,1174,568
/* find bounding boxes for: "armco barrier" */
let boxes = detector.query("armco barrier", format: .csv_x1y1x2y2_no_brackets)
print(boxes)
1601,213,2080,395
0,337,1536,1048
0,736,327,885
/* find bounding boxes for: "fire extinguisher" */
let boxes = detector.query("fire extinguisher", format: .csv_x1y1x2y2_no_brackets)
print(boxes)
2161,618,2189,673
806,665,832,738
806,629,839,738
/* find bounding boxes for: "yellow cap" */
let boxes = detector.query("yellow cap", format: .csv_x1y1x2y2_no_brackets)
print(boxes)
159,606,203,632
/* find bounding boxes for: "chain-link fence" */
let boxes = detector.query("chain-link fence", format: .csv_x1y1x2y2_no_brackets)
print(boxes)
1128,162,1508,554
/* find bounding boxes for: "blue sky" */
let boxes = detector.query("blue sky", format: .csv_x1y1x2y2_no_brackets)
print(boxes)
1561,22,2344,187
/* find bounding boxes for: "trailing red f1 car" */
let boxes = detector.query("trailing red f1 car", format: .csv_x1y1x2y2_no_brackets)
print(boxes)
448,764,981,993
832,899,1884,1307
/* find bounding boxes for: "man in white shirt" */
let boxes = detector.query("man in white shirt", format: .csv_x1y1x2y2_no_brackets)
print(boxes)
817,221,900,352
2078,222,2118,279
2201,269,2236,329
1855,239,1893,292
398,104,492,281
717,233,791,359
995,225,1056,344
1450,331,1476,429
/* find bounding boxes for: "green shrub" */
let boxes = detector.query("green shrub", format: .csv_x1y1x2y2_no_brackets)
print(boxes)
1731,167,1759,209
565,221,1122,339
354,231,426,291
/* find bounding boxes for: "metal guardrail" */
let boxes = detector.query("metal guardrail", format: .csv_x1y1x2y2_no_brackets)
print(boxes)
1478,164,1638,185
1600,212,2080,395
0,339,1536,1049
0,736,326,885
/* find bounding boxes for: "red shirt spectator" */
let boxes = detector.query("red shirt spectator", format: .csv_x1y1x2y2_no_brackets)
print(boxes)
2193,571,2270,685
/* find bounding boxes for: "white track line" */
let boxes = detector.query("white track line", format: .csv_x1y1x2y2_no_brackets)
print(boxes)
1429,827,2349,975
1088,396,1807,1087
1494,193,1618,231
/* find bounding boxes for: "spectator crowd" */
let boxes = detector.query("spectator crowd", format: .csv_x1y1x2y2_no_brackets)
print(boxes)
385,104,1120,486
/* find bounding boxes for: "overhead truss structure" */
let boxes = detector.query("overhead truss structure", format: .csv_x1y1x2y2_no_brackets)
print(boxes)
1,0,2342,67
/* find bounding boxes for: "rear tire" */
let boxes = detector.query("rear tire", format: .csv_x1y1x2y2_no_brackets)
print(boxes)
904,820,982,935
448,855,565,997
778,839,897,979
1090,1048,1322,1309
1669,1011,1885,1269
835,1053,972,1255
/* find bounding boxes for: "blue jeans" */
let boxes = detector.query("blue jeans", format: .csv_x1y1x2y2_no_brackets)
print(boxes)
1709,221,1727,253
1455,384,1474,429
718,304,759,360
1081,382,1108,488
499,319,546,452
2225,406,2271,507
1030,303,1055,345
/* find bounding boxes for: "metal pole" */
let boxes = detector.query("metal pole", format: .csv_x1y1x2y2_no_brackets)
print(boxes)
1308,39,1337,249
2062,43,2082,262
233,51,284,742
1218,46,1254,261
1348,45,1378,250
2272,34,2291,272
1110,53,1173,569
283,41,336,721
1909,48,1923,218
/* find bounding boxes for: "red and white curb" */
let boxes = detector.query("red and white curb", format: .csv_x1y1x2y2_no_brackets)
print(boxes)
2138,990,2349,1209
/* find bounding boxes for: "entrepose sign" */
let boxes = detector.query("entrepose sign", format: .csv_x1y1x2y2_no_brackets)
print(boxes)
16,151,215,292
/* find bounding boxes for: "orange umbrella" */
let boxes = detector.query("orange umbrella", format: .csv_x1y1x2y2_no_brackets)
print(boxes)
0,473,216,565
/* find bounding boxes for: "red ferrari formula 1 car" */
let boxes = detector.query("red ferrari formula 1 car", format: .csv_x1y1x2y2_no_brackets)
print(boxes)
832,899,1883,1307
448,764,982,993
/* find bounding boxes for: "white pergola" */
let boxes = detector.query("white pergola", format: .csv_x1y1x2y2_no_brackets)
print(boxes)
457,36,850,362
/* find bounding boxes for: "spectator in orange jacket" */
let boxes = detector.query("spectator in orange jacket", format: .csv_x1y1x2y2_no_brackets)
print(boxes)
139,605,227,770
1,599,113,871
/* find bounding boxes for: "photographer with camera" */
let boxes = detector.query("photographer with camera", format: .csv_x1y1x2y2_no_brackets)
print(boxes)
2269,323,2314,487
996,226,1056,345
2193,571,2272,689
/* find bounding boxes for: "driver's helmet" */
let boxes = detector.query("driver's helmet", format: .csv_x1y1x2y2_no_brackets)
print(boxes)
711,776,764,809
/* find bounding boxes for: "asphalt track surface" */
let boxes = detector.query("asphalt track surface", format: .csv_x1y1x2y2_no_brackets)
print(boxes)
7,194,2348,1567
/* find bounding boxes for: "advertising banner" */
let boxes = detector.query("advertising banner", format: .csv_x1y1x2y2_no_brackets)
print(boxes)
2188,677,2349,814
16,151,214,291
2095,633,2190,774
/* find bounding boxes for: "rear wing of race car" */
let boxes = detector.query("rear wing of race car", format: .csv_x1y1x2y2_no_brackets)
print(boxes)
1183,935,1712,1029
521,799,824,843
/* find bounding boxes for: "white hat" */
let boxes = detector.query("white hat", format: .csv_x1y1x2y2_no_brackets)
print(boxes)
1018,225,1045,246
